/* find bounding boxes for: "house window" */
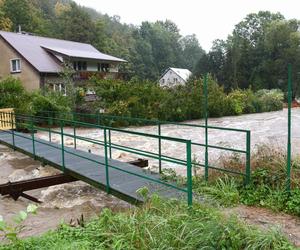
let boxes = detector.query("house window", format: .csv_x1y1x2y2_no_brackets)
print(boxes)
77,61,82,70
162,79,165,84
73,61,87,71
82,61,87,70
10,59,21,73
51,83,66,95
101,63,109,72
97,63,110,72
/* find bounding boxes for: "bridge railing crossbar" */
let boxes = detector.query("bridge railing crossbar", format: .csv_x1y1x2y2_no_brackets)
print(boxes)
0,111,193,205
35,110,251,182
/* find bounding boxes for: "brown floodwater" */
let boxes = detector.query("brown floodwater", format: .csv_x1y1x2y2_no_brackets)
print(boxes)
37,108,300,175
0,144,130,241
1,108,300,241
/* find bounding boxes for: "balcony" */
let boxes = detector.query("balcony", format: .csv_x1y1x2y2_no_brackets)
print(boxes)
73,71,123,81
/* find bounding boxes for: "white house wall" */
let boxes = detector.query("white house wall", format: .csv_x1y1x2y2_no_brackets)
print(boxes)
87,61,98,71
159,69,185,87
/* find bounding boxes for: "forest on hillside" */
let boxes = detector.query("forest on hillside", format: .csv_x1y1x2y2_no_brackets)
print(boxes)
0,0,300,93
0,0,205,80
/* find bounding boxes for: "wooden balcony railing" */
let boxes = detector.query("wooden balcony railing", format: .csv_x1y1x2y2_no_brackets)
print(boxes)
73,71,123,80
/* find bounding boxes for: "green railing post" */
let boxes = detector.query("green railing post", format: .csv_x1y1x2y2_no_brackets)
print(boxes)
245,131,251,185
97,112,100,125
108,130,112,159
186,140,193,206
204,73,209,181
158,122,162,173
60,120,65,172
11,112,15,149
73,121,77,149
47,111,50,126
48,127,52,142
31,116,36,158
104,128,110,193
287,64,292,192
73,113,77,149
48,111,52,142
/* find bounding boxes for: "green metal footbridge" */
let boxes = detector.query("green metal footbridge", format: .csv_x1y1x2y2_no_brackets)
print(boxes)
0,110,251,206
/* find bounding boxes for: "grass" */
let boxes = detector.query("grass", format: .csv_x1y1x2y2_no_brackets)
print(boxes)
0,195,295,250
193,144,300,216
1,144,299,249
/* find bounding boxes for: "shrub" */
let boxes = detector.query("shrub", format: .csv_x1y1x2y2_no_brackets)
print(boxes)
30,91,71,116
195,144,300,216
0,77,31,113
255,89,284,112
90,77,284,123
225,88,258,115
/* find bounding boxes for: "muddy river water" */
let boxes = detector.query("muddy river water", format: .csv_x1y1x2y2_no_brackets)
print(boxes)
1,108,300,240
37,108,300,175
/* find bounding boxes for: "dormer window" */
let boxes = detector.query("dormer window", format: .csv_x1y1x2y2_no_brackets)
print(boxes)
10,59,21,73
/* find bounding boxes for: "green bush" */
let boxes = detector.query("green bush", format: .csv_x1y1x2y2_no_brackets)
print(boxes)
255,89,284,112
0,77,31,113
30,91,71,116
226,89,257,115
89,77,284,123
0,77,72,118
0,76,284,125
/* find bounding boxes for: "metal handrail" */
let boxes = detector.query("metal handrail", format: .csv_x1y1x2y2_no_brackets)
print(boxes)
0,112,194,205
31,110,251,183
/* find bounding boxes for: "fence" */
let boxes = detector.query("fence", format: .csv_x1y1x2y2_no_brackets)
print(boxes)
0,108,15,130
34,110,251,184
0,111,194,205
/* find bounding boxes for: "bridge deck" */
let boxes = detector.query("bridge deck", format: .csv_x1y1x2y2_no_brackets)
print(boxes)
0,131,185,203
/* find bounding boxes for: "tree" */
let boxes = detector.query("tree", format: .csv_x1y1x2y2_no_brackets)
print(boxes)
2,0,34,31
196,11,300,93
180,34,205,72
0,10,11,31
229,11,285,89
55,3,96,43
1,0,206,81
262,19,300,94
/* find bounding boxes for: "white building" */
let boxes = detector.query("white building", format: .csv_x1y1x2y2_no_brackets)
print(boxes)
159,67,192,87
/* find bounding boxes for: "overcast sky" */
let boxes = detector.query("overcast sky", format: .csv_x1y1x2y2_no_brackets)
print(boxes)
74,0,300,51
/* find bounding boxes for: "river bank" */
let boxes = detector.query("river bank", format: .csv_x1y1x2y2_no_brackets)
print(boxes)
0,144,130,240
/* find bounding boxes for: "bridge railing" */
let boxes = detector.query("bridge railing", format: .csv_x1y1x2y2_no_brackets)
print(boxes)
0,111,193,205
34,110,251,184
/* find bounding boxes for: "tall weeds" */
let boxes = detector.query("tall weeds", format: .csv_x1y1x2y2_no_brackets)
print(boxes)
194,144,300,215
1,196,294,250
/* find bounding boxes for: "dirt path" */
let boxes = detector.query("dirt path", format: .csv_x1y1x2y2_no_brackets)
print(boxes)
226,205,300,247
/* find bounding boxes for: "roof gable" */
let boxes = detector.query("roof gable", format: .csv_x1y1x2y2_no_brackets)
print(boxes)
160,67,192,82
0,31,125,73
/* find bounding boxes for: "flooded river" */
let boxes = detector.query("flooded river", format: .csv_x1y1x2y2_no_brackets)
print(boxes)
0,145,130,240
37,108,300,175
1,108,300,239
